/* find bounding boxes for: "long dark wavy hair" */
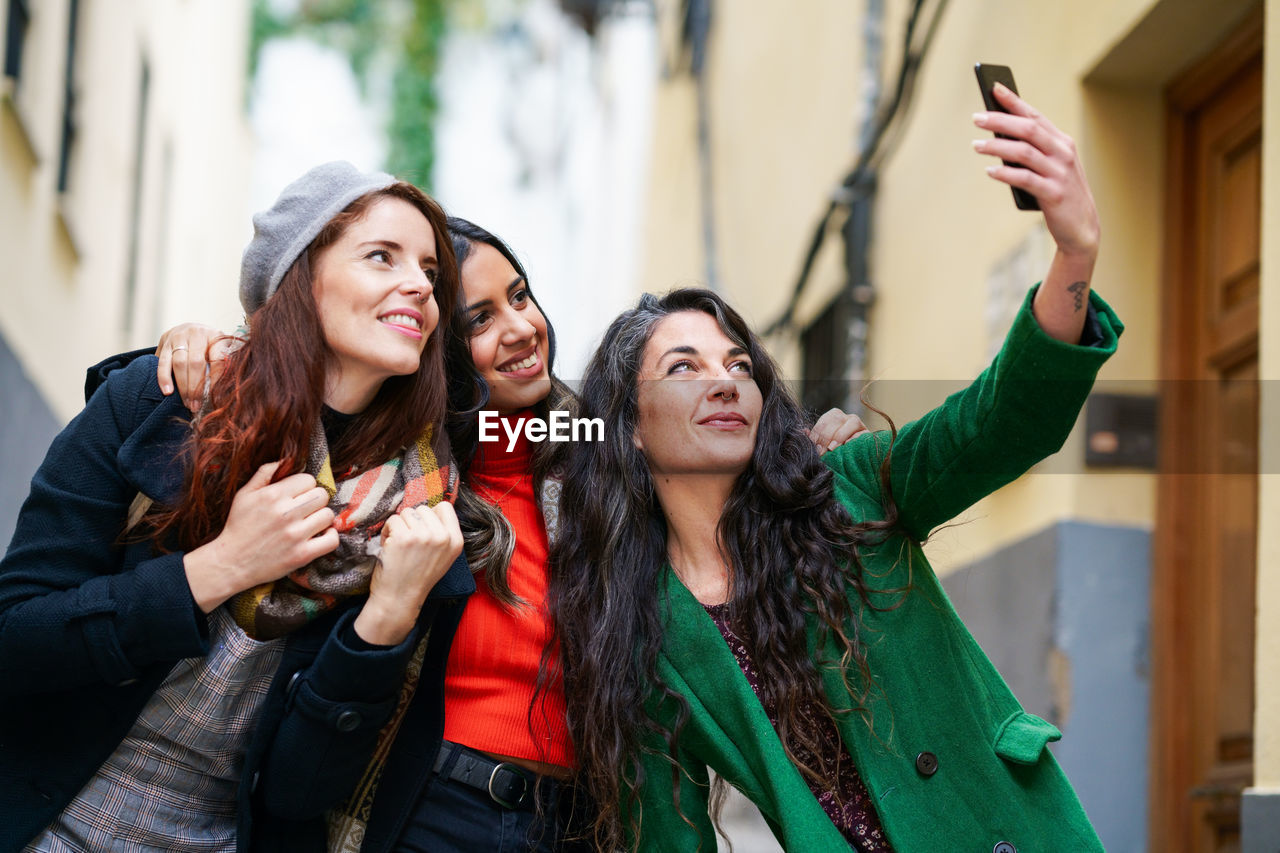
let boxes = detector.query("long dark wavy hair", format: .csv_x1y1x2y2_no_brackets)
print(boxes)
445,216,577,607
548,288,900,850
148,183,459,551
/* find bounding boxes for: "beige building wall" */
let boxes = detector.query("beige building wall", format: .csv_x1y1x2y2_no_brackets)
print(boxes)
642,0,865,345
0,0,251,423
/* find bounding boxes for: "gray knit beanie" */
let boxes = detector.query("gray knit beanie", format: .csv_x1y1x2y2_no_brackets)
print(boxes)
239,161,397,314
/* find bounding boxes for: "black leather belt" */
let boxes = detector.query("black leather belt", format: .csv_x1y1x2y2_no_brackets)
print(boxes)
433,740,540,811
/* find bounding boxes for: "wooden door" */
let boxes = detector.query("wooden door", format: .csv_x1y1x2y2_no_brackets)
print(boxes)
1152,11,1262,853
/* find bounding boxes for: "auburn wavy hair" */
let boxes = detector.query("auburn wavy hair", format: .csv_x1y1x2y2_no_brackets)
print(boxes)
548,288,900,851
147,183,458,552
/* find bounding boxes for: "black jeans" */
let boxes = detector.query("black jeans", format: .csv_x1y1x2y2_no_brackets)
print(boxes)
395,770,584,852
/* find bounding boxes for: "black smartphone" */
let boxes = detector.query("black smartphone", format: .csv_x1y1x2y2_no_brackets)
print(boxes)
974,63,1039,211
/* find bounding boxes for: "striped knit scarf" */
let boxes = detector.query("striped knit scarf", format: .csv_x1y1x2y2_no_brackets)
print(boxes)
230,421,456,640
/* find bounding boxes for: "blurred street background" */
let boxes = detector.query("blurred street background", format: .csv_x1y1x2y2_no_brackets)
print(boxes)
2,1,1278,849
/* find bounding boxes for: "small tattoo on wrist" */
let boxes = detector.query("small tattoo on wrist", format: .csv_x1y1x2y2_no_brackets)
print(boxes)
1067,281,1087,311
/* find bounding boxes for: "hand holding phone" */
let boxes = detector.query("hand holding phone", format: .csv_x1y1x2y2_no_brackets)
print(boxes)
968,64,1101,345
974,63,1039,210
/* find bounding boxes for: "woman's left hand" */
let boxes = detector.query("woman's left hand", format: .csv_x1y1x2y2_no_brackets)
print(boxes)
975,83,1100,343
807,408,870,454
353,502,464,646
974,83,1099,261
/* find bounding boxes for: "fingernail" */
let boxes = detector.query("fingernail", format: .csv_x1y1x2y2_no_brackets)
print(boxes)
986,165,999,175
161,383,172,394
973,112,988,126
972,139,985,150
993,82,1009,94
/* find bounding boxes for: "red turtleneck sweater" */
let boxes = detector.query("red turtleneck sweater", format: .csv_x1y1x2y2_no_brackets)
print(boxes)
442,412,574,768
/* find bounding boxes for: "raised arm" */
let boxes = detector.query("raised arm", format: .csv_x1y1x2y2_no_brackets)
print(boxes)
835,288,1121,540
825,90,1120,539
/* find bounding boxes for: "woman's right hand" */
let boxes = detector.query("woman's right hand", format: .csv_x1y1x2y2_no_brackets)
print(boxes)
353,502,464,646
157,323,230,410
183,461,338,613
807,407,870,453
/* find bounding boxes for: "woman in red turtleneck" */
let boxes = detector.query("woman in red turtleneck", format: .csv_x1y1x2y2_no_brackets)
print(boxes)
363,216,583,851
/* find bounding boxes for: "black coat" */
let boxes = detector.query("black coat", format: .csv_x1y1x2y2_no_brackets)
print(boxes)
0,354,473,851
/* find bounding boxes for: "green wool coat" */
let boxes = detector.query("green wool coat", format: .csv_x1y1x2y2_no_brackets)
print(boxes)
631,287,1121,852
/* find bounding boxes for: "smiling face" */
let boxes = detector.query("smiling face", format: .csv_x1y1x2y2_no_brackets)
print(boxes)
633,310,763,479
461,242,551,415
312,195,440,413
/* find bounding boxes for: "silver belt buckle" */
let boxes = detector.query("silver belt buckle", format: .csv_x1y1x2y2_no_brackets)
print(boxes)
487,762,528,809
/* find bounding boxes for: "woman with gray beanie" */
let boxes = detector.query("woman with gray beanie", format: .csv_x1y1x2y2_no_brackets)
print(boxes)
0,161,467,852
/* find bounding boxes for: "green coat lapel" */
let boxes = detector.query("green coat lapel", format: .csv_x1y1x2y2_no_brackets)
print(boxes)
657,568,854,850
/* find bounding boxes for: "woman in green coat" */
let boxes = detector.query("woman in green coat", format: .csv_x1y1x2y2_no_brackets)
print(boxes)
549,86,1116,851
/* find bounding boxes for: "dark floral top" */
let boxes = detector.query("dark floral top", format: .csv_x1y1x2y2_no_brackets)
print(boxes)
702,602,893,852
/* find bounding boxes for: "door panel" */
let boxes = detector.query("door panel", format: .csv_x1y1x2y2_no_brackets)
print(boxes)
1153,12,1261,852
